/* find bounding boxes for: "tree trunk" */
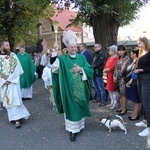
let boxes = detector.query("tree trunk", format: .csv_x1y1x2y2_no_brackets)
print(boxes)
7,30,15,52
91,13,120,55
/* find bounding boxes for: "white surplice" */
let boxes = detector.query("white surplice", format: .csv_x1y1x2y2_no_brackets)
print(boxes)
42,66,52,88
0,53,30,121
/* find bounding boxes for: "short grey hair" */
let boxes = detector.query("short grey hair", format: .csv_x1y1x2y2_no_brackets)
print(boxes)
19,45,25,49
108,45,117,54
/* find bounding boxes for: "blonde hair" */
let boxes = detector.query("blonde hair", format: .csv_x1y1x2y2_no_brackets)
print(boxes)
138,37,150,57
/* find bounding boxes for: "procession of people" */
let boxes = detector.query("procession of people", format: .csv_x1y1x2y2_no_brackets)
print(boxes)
0,31,150,142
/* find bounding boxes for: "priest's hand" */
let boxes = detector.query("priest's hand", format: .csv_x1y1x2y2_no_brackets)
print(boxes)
4,81,11,85
70,66,82,73
54,42,59,50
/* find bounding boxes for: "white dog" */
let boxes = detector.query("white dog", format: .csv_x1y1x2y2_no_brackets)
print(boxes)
97,115,127,134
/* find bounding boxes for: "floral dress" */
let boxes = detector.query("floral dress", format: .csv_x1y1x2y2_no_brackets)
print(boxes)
113,55,130,94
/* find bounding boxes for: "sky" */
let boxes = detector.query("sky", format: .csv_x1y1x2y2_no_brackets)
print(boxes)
118,3,150,40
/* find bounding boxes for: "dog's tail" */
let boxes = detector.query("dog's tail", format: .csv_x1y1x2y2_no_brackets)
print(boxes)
115,115,123,120
115,115,125,124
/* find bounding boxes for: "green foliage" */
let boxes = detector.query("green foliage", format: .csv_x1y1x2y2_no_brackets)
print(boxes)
51,0,148,26
0,0,54,45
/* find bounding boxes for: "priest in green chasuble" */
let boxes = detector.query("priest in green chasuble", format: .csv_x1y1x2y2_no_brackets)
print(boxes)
17,46,36,100
50,30,93,141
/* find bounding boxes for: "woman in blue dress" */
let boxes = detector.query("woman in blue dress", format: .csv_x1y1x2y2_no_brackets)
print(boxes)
124,48,140,121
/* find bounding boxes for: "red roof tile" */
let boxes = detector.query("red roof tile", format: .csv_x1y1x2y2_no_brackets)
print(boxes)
50,8,82,33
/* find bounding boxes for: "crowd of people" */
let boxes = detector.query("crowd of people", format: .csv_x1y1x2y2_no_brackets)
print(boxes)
0,31,150,141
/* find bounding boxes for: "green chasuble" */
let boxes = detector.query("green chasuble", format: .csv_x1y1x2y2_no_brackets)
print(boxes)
52,53,93,121
17,52,36,88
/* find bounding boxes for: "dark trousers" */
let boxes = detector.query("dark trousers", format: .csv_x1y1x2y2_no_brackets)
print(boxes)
138,74,150,127
38,65,45,79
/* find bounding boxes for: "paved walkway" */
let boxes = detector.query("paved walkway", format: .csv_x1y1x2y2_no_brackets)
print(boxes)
0,79,148,150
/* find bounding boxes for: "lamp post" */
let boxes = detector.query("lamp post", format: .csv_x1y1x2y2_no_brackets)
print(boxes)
52,21,59,46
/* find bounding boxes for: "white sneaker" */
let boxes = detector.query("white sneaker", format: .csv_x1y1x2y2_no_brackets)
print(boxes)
138,128,150,137
135,121,147,128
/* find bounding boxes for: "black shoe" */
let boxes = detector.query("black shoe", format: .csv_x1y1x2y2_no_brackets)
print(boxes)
10,121,16,124
70,133,76,141
22,98,26,101
128,116,132,119
116,109,122,112
129,115,139,121
26,98,32,100
119,109,127,115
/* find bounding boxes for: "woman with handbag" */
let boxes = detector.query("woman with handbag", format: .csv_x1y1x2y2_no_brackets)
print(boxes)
123,48,141,121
